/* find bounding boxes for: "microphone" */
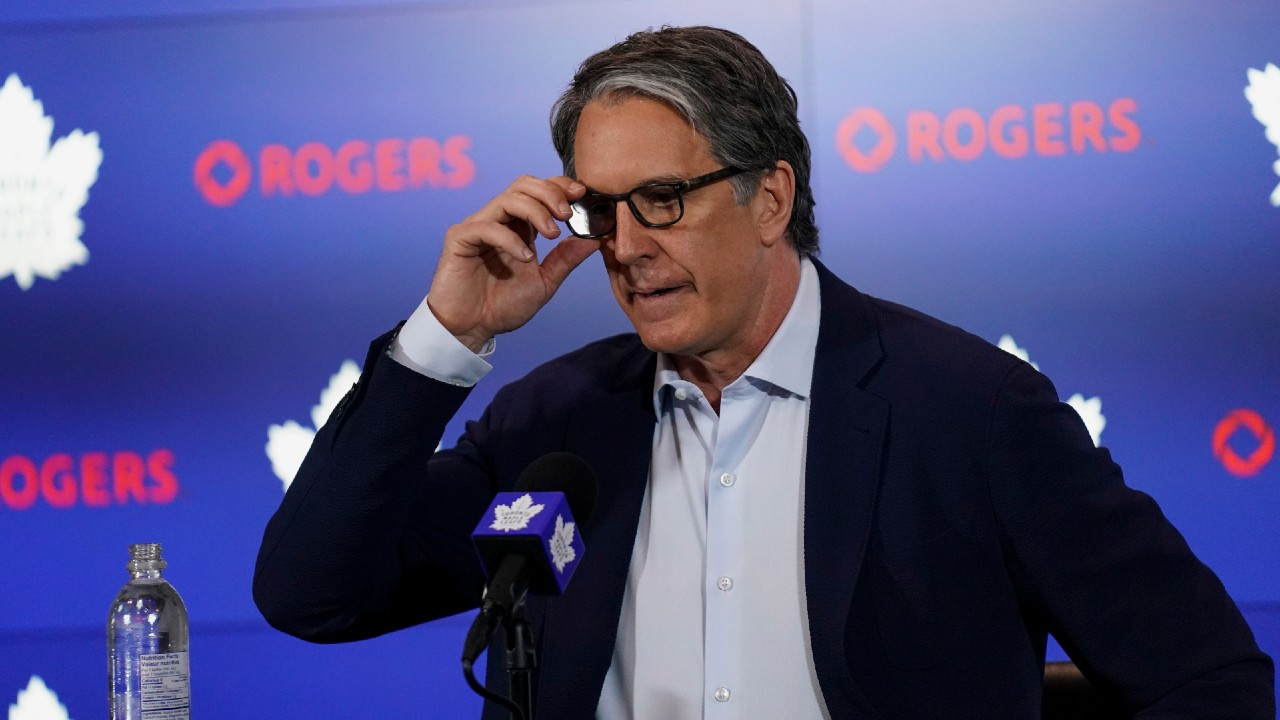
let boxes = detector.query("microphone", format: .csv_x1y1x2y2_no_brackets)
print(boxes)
461,452,598,664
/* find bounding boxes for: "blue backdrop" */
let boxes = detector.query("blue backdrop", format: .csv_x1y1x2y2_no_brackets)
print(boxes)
1,0,1277,715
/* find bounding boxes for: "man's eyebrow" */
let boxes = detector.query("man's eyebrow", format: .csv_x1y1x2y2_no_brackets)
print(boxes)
580,175,685,194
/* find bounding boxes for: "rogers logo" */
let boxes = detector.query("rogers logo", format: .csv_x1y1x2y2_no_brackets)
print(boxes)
836,98,1141,172
193,135,476,207
0,449,179,510
1212,409,1275,478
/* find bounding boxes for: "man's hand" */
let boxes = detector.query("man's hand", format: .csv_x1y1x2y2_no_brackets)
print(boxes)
426,175,599,352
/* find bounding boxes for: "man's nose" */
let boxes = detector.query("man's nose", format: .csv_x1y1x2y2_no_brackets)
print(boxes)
609,201,656,265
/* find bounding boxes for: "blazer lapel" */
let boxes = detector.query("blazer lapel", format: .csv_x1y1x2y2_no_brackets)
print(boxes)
534,343,657,718
806,260,889,719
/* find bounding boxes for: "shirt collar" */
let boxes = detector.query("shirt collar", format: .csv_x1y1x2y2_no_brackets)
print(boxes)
652,256,820,410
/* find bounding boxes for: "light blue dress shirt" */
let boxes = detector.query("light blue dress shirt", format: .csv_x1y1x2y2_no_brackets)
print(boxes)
595,257,826,719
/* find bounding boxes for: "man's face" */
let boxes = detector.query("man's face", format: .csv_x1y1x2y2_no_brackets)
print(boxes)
573,96,783,363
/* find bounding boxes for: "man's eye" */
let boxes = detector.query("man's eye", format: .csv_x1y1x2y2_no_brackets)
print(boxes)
638,187,680,207
578,196,614,214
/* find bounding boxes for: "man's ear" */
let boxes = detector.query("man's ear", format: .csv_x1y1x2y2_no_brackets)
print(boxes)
756,160,796,248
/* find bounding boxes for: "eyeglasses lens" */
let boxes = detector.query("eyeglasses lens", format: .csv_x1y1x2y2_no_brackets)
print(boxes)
568,196,614,238
632,186,682,225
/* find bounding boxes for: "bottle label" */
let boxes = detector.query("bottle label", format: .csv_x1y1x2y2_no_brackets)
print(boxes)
139,651,190,720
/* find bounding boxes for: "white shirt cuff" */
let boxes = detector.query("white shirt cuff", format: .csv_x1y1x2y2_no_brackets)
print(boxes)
388,299,494,387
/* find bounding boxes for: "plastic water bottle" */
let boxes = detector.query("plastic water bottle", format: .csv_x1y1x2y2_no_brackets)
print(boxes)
108,543,190,719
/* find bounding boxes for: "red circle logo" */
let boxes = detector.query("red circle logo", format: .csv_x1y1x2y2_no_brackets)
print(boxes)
194,140,252,207
1212,409,1275,478
836,107,896,173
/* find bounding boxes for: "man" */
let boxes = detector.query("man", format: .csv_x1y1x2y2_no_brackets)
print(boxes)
254,26,1274,718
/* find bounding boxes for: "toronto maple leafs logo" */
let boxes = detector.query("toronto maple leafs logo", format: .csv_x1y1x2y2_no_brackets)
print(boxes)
0,73,102,290
489,494,545,532
1245,63,1280,207
1065,394,1107,448
549,514,577,573
265,359,362,492
997,334,1040,371
997,334,1106,446
8,676,71,720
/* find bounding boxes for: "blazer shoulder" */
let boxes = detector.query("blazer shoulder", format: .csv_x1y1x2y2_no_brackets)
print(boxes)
488,332,652,413
524,332,648,384
863,294,1032,388
814,261,1031,394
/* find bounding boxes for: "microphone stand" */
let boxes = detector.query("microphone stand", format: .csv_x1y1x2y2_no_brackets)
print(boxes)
504,604,536,720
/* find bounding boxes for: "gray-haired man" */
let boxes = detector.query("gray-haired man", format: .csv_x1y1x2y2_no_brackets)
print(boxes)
256,26,1274,718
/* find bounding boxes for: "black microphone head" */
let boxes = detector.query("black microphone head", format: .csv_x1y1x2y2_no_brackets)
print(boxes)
514,451,598,525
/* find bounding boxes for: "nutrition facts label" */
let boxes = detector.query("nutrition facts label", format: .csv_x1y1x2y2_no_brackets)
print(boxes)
139,652,190,720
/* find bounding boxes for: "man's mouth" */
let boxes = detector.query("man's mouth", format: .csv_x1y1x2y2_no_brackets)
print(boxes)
636,287,677,299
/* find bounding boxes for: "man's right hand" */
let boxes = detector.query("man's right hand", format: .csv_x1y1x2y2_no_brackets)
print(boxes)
425,175,600,352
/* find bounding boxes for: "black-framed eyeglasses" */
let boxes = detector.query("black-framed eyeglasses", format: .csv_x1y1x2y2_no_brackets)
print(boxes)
566,166,747,239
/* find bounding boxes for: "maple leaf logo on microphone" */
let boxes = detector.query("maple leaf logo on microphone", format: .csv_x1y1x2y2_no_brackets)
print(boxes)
549,514,577,573
1245,63,1280,207
489,494,545,532
0,73,102,290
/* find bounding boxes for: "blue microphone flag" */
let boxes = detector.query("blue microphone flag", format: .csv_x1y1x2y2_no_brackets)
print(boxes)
471,491,584,596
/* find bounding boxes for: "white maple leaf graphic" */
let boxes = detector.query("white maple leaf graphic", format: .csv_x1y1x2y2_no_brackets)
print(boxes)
265,359,361,492
8,676,71,720
997,334,1040,371
996,334,1105,446
0,73,102,290
1066,393,1107,448
489,493,545,532
549,514,577,573
1245,63,1280,207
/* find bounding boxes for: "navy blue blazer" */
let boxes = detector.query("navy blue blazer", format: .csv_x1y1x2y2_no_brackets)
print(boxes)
255,260,1273,718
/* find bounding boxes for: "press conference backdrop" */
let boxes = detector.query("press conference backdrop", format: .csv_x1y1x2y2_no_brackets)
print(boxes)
1,0,1277,714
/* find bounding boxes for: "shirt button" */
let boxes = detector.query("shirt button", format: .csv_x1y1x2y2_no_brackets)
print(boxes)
674,388,688,401
717,576,733,591
714,687,731,702
719,472,735,487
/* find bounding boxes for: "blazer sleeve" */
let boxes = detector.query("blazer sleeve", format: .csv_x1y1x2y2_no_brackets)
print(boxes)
253,328,499,643
985,362,1275,716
